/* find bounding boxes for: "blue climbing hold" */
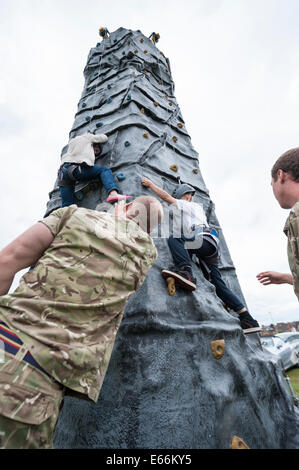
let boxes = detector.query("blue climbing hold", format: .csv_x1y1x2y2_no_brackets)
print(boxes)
94,72,98,76
96,122,104,128
75,191,84,201
82,103,87,108
124,141,131,147
85,116,91,122
116,172,126,181
107,84,112,89
127,95,131,100
107,97,112,104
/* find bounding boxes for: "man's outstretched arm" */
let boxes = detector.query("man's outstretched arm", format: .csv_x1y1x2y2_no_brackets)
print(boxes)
141,177,177,205
0,223,54,295
256,271,293,286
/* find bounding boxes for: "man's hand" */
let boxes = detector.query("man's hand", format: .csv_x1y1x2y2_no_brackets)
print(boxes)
256,271,294,286
141,177,153,188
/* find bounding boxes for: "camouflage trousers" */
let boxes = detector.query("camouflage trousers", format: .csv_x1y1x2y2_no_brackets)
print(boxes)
0,347,64,449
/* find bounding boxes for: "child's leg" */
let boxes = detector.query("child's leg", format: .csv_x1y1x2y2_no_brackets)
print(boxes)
75,165,119,196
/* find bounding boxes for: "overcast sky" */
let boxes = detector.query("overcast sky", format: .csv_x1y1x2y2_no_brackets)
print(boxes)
0,0,298,325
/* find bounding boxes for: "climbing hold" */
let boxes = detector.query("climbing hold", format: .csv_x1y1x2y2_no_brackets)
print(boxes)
96,122,104,128
75,191,84,201
85,116,91,122
134,50,138,54
122,51,126,55
107,97,112,104
166,277,176,296
231,436,249,449
210,340,225,360
93,72,98,77
143,70,148,74
222,302,231,313
144,50,148,54
154,102,158,107
124,141,131,147
126,94,131,100
82,103,87,108
140,38,144,43
165,94,169,98
172,136,178,143
114,39,117,43
96,43,101,47
169,101,173,106
170,165,178,172
177,123,183,129
143,133,149,139
107,84,112,89
193,169,198,174
140,108,145,114
158,80,162,85
116,172,126,182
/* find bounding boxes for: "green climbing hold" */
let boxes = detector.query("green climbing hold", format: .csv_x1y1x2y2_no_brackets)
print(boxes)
96,122,103,128
116,172,126,181
75,191,84,201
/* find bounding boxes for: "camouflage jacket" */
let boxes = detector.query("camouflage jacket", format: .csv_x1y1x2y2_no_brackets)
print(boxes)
284,200,299,301
0,205,157,402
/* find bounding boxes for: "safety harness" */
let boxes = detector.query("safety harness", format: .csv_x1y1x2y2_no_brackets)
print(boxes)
57,163,82,187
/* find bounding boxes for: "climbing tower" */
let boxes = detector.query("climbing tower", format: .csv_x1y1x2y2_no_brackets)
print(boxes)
49,27,299,449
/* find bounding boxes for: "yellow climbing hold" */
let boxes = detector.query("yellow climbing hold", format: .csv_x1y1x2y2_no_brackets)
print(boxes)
193,169,198,174
154,102,158,107
158,80,162,85
231,436,249,449
169,101,173,106
172,136,178,143
177,123,183,129
170,165,178,172
140,38,144,43
140,108,145,114
144,50,148,54
134,50,138,54
143,133,149,139
222,302,231,313
210,340,225,360
166,277,176,296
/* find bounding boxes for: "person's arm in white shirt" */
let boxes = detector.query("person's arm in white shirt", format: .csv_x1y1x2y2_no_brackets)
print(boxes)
141,178,177,205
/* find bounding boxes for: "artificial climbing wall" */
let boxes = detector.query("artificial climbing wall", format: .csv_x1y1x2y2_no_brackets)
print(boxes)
51,28,299,449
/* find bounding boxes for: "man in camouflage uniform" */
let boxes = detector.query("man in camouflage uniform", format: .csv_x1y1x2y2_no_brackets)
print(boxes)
0,196,163,449
257,148,299,300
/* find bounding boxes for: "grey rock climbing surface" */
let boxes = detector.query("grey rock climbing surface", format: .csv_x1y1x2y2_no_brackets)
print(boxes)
49,27,299,449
